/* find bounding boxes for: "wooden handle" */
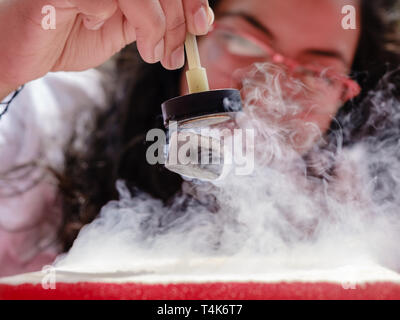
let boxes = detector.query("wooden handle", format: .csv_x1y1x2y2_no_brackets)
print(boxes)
185,33,202,69
185,33,209,93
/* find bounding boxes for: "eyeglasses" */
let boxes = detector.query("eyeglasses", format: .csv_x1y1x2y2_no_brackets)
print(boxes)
208,18,361,103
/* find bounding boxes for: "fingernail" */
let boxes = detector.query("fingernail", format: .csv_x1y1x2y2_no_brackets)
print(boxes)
171,45,185,69
84,17,105,31
208,7,215,26
154,38,164,62
194,6,209,34
89,20,105,30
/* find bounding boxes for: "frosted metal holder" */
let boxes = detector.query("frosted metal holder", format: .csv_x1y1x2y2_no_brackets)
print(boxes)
160,33,243,181
161,89,242,128
161,89,243,181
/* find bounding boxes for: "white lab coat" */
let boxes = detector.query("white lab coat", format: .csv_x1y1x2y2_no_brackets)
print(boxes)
0,69,111,277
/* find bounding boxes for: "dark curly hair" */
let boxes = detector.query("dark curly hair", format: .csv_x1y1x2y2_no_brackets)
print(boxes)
58,0,400,251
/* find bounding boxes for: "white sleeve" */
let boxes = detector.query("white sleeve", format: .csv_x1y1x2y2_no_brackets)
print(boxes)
0,69,113,275
0,68,112,174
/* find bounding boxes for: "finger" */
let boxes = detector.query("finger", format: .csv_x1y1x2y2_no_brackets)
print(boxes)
119,0,166,64
159,0,186,70
182,0,214,36
67,0,118,29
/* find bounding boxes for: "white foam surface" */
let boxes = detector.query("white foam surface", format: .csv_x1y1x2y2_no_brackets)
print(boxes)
1,259,400,286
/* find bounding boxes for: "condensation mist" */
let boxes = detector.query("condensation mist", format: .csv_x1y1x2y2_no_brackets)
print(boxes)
54,63,400,279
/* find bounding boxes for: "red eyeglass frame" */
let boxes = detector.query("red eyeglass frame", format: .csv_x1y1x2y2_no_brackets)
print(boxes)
208,22,361,102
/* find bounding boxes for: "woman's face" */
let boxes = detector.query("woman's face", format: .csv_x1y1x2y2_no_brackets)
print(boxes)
180,0,361,136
